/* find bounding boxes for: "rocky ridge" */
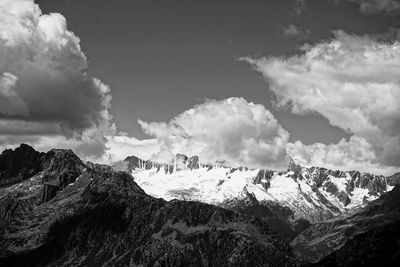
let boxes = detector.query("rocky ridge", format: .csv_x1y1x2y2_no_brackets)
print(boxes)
127,153,399,233
2,145,400,266
0,144,45,187
299,184,400,265
0,145,300,266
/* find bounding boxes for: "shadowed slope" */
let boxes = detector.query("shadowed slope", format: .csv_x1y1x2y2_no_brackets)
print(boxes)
0,157,300,266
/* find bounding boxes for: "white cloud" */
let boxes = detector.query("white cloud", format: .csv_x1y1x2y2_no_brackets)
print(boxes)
103,135,161,162
281,24,311,38
244,30,400,174
0,0,116,159
137,97,290,169
0,73,29,116
282,24,301,37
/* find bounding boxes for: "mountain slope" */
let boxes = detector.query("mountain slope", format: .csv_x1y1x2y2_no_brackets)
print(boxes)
292,184,400,263
0,144,45,187
126,154,398,242
0,146,300,266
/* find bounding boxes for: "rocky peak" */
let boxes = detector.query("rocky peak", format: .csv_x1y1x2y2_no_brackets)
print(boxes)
0,144,45,187
123,156,174,174
378,184,400,213
387,172,400,186
288,158,302,175
175,153,188,171
123,155,147,170
0,152,300,267
253,169,274,191
40,148,85,202
187,155,199,170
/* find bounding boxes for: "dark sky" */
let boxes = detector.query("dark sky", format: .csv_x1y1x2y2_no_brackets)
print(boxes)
37,0,397,144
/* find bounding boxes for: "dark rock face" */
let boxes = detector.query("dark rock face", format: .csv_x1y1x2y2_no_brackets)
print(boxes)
123,155,147,170
0,173,43,224
41,184,60,203
314,220,400,267
289,158,302,177
221,191,301,242
124,156,174,174
387,172,400,186
292,185,400,264
312,186,400,266
187,155,199,170
0,145,86,203
0,166,300,267
285,160,396,223
292,218,311,234
40,149,85,203
175,153,188,171
253,169,273,191
0,144,45,187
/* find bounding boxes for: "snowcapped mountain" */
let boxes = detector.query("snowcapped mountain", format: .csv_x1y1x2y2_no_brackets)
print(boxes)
2,144,400,265
125,154,399,226
0,144,300,266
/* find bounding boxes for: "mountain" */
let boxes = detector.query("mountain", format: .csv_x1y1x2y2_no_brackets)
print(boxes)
0,144,45,187
124,153,399,242
303,184,400,265
0,145,300,266
2,144,399,266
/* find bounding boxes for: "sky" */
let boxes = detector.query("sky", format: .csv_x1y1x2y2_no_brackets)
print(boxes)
1,0,400,175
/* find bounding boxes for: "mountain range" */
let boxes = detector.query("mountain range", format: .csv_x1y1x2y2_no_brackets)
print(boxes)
1,144,400,266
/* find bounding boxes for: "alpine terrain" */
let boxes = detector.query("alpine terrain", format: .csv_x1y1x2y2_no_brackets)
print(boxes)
0,144,299,266
1,144,400,266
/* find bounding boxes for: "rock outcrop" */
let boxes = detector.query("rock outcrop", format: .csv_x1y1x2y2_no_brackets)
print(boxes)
0,163,300,267
40,149,85,202
0,144,45,187
130,154,398,225
124,156,174,174
124,155,148,170
292,184,400,263
187,155,199,170
175,153,188,171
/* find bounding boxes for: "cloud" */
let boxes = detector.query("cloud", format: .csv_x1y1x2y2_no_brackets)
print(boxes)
286,136,391,174
375,27,400,42
0,73,29,116
292,0,306,17
0,0,115,159
282,24,301,37
243,30,400,175
281,24,311,38
137,97,290,169
345,0,400,16
103,135,162,162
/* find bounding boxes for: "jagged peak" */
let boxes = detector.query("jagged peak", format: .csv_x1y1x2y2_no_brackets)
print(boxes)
288,157,302,174
17,143,36,151
0,143,38,156
124,155,144,162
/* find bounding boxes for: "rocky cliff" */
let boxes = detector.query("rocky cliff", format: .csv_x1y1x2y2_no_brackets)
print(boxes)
128,153,399,244
292,184,400,263
0,146,300,267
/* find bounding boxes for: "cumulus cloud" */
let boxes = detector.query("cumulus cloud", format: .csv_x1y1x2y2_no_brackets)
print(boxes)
286,136,397,174
244,30,400,175
0,73,29,116
137,97,290,169
0,0,115,159
102,135,162,163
